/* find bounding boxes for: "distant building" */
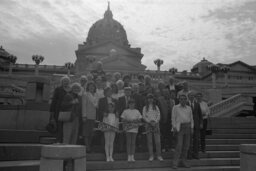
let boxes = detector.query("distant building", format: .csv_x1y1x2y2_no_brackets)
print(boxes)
75,3,146,73
191,58,256,83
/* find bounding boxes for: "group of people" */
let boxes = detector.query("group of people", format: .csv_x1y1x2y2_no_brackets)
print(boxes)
49,62,210,169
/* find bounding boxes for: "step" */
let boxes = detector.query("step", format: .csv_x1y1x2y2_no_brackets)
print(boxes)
208,117,256,123
0,129,53,143
206,139,256,145
86,158,240,170
0,160,39,171
212,129,256,134
207,134,256,139
96,166,240,171
0,144,240,161
206,145,239,151
0,144,42,161
0,158,240,171
209,123,256,129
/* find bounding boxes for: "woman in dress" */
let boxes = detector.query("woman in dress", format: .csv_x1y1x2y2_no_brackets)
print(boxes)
103,103,118,162
143,94,163,161
82,82,98,152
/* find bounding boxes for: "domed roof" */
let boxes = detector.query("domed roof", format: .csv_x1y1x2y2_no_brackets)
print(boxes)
0,46,10,58
192,58,212,69
86,3,129,46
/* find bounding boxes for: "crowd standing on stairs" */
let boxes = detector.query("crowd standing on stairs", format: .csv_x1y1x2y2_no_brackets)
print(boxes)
48,61,210,169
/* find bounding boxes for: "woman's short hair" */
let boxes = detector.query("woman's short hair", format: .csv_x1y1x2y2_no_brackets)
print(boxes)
60,76,70,84
144,75,151,81
111,83,118,94
80,75,87,82
103,86,112,96
122,74,131,81
116,80,124,87
71,82,81,91
113,72,121,78
86,81,96,93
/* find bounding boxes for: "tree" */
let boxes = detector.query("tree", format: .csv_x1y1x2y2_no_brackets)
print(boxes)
169,67,178,75
154,59,164,71
32,55,44,76
65,62,74,77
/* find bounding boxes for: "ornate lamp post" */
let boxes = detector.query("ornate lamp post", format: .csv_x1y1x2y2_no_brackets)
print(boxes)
154,59,164,71
7,55,17,76
32,55,44,76
207,64,220,88
169,67,178,75
65,62,74,77
220,65,231,87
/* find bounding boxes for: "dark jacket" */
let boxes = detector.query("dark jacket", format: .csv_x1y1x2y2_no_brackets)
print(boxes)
188,100,203,130
117,96,128,117
49,86,68,120
60,93,82,121
132,92,145,114
97,97,117,121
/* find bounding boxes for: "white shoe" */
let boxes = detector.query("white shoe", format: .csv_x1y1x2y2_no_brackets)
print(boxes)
157,156,163,161
131,155,135,162
149,156,154,161
127,155,131,162
106,156,110,162
110,156,114,162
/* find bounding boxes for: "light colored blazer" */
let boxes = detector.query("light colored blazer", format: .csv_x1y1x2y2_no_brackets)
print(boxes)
82,92,97,120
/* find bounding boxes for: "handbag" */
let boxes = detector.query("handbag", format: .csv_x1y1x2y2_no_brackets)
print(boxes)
46,122,57,133
58,111,72,122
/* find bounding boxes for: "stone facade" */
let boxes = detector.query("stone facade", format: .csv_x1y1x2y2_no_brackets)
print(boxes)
75,3,146,73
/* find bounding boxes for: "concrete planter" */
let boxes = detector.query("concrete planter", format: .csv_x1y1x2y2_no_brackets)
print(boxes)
240,144,256,171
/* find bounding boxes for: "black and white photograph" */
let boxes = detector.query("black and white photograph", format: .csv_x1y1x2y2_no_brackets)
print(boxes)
0,0,256,170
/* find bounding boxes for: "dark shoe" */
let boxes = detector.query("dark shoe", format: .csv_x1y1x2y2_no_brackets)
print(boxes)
187,155,192,160
172,165,178,169
86,147,91,153
172,160,178,169
192,155,199,159
181,160,191,168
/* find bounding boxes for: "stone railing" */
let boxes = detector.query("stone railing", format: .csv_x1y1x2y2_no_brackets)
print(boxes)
210,94,252,117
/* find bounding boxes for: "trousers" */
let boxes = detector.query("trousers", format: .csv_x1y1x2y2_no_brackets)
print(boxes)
173,123,191,164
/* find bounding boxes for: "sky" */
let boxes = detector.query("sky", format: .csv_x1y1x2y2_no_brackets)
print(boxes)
0,0,256,71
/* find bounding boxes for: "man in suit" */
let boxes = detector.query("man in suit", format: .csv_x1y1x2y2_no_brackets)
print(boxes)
187,91,203,159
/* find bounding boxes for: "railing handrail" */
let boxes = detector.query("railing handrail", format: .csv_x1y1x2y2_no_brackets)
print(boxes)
209,94,248,117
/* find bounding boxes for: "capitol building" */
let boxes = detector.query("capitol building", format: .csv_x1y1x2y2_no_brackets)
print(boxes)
0,4,255,114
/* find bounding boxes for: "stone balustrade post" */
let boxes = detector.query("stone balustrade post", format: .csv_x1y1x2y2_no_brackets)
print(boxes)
240,144,256,171
35,64,39,76
40,144,86,171
8,63,13,76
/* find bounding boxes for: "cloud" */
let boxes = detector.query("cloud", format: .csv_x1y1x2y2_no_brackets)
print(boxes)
202,0,256,64
0,0,255,71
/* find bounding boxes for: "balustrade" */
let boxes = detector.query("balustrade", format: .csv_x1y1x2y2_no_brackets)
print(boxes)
210,94,249,117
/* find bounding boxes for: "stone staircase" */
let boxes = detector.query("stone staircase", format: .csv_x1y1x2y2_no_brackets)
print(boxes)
0,117,256,171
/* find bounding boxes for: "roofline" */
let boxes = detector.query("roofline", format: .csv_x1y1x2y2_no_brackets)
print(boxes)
76,40,143,57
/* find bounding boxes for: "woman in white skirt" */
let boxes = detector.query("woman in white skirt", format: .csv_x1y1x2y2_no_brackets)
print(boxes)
103,102,118,162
